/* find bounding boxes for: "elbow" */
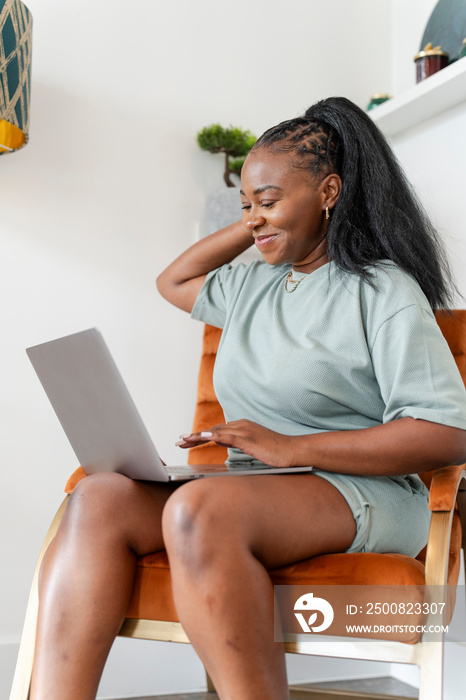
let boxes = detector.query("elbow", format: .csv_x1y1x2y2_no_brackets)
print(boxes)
441,428,466,467
155,272,164,296
155,272,193,312
156,270,170,301
410,421,466,472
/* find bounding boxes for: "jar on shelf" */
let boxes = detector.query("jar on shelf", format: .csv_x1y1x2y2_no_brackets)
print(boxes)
366,94,391,111
414,43,449,83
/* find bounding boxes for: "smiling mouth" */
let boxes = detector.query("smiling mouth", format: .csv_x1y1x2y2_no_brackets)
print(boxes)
254,234,279,249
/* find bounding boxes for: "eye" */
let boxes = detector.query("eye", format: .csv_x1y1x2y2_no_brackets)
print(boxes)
261,202,275,208
241,203,251,211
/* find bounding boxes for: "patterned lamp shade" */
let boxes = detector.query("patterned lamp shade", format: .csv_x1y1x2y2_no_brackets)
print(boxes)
0,0,32,155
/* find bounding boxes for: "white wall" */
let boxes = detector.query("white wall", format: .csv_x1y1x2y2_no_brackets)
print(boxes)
389,0,466,695
1,1,393,697
389,0,466,307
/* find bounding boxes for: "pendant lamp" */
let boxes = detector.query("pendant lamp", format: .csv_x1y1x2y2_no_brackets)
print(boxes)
0,0,32,155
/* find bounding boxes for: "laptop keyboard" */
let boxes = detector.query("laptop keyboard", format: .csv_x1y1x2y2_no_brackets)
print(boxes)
166,465,227,474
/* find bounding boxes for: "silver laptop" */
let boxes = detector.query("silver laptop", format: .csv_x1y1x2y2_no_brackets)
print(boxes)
26,329,313,481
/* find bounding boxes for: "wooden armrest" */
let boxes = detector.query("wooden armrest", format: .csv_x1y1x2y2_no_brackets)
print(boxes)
428,464,466,512
9,496,70,700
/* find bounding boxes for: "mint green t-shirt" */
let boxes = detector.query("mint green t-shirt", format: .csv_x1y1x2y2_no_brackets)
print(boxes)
191,260,466,466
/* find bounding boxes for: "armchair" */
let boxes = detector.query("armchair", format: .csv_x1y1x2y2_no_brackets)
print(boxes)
10,313,466,700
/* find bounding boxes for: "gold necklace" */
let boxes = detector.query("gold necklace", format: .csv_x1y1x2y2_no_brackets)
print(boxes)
284,269,307,293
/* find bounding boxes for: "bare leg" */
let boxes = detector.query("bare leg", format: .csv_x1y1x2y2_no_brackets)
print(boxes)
162,473,356,700
30,472,179,700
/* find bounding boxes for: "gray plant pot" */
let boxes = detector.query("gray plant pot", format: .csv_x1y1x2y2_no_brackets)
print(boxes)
205,187,242,234
204,187,260,264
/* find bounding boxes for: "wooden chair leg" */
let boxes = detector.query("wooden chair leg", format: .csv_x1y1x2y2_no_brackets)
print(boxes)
456,485,466,597
418,641,444,700
9,497,69,700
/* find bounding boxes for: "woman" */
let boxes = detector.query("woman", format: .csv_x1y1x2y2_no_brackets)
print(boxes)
30,97,466,700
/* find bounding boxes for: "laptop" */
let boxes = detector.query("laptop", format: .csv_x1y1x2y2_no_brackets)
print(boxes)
26,329,314,481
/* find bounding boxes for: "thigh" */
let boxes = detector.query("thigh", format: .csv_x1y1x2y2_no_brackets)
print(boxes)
170,472,357,569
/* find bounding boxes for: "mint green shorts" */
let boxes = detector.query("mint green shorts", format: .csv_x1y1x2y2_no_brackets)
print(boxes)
312,469,431,557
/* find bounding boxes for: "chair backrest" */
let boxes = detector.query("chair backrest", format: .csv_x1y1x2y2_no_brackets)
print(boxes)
436,310,466,382
188,311,466,468
188,324,226,465
419,311,466,492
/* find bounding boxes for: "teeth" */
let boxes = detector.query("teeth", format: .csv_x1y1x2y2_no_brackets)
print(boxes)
255,233,278,246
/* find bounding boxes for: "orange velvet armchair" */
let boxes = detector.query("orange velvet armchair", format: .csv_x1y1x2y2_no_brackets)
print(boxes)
10,313,466,700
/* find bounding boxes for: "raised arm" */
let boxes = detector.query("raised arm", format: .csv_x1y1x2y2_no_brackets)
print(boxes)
156,220,253,313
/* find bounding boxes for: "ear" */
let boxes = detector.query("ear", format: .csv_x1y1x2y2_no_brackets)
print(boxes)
322,173,342,211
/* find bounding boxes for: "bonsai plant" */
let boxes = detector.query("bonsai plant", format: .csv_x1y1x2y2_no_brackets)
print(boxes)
197,124,257,187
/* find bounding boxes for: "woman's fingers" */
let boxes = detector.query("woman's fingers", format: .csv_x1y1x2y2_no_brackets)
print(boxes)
176,422,235,448
175,421,295,467
176,421,266,453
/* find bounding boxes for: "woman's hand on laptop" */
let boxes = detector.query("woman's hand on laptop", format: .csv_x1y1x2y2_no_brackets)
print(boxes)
176,420,296,468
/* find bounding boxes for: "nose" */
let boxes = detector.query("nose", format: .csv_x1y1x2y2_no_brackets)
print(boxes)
244,209,266,232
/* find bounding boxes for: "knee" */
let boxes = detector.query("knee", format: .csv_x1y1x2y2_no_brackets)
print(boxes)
64,472,135,532
38,473,135,588
162,481,230,568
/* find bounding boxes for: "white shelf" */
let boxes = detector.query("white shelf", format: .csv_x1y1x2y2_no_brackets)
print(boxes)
369,58,466,137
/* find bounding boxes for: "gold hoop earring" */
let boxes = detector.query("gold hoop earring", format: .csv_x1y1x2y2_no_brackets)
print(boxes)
325,206,330,220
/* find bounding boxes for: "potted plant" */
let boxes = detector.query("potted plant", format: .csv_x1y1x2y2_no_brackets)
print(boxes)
197,124,256,235
197,124,257,187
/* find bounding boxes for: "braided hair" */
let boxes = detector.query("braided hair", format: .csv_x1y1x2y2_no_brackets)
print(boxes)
251,97,456,310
